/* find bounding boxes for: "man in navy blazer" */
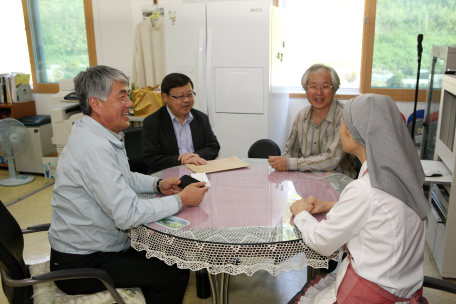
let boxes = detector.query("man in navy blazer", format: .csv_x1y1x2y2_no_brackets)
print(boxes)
142,73,220,174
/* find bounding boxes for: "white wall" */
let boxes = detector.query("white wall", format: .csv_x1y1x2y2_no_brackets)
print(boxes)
32,0,428,140
92,0,134,74
32,0,269,115
113,0,258,77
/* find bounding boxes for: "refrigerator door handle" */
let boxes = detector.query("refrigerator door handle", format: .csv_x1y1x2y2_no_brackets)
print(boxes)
198,27,206,115
206,27,215,127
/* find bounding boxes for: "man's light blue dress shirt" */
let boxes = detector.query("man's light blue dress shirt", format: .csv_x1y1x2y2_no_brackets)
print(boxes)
166,105,194,154
48,116,181,254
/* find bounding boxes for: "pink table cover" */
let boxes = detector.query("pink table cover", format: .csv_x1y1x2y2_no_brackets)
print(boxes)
148,164,340,240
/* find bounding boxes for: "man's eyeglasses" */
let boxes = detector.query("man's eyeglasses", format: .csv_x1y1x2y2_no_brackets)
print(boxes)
168,91,196,102
306,86,334,93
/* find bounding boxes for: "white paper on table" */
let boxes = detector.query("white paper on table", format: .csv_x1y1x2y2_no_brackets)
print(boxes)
191,172,211,187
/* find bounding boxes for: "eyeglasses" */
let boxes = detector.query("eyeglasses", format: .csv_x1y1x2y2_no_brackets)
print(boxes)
306,86,334,92
168,91,196,102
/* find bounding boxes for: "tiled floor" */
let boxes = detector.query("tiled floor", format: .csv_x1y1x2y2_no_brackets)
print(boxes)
1,168,456,303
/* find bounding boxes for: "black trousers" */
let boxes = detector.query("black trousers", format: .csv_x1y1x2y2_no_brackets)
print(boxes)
50,248,189,304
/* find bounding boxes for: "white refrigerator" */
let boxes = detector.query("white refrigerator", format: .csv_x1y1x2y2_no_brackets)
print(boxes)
162,0,289,159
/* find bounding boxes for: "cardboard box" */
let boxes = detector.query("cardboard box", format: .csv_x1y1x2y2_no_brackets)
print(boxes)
42,152,58,179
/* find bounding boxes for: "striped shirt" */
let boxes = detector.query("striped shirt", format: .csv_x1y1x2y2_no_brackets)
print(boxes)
283,99,356,178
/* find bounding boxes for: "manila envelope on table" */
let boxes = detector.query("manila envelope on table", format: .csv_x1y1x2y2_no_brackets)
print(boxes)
186,156,250,174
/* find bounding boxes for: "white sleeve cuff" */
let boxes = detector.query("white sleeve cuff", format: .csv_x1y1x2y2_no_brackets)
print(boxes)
294,211,315,231
287,158,298,171
174,194,183,211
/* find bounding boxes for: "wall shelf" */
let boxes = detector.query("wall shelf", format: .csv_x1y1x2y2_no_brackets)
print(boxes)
0,100,37,120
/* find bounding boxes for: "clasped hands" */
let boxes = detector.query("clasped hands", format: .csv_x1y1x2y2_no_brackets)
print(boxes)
178,153,207,166
290,196,334,217
158,177,208,207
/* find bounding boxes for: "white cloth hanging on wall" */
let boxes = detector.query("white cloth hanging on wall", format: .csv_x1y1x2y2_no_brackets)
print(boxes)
131,18,166,89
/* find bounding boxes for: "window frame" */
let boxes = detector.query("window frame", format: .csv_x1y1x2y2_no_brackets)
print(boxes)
290,0,429,102
359,0,427,102
21,0,97,94
287,0,365,101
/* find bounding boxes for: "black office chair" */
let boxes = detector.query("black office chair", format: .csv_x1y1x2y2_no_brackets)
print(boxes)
0,201,127,304
124,127,149,174
248,139,281,158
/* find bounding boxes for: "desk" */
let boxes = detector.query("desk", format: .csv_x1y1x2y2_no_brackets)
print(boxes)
421,160,453,185
130,159,353,303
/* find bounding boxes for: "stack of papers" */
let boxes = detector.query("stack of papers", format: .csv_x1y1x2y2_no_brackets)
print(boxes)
191,172,211,187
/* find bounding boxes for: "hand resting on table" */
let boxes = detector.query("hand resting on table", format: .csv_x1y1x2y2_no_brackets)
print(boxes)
306,196,337,214
290,196,337,217
268,156,288,171
178,153,208,166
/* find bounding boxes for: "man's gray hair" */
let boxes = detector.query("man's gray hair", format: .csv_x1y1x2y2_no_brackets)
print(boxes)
74,65,129,115
301,63,340,93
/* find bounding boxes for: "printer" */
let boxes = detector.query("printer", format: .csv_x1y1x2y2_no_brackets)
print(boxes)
52,79,77,103
51,78,83,154
50,103,83,155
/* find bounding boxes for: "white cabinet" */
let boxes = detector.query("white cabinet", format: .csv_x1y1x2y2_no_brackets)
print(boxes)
15,119,56,174
427,74,456,278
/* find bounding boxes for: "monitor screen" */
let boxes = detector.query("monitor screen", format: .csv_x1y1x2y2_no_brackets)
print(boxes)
436,75,456,173
439,90,456,153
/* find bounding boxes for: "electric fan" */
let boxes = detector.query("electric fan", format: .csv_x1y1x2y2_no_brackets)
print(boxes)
0,118,35,186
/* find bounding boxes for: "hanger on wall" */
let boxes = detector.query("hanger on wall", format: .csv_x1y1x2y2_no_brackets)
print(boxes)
150,1,161,26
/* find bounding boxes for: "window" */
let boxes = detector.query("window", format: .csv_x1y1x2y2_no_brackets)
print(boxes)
21,0,97,93
285,0,365,98
0,2,31,77
361,0,456,101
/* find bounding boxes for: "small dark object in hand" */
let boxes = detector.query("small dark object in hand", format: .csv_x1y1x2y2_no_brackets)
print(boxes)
179,175,201,189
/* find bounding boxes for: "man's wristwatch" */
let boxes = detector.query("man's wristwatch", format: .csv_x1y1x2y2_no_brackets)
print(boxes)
156,179,163,194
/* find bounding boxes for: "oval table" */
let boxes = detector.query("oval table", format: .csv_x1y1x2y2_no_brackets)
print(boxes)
130,159,353,304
